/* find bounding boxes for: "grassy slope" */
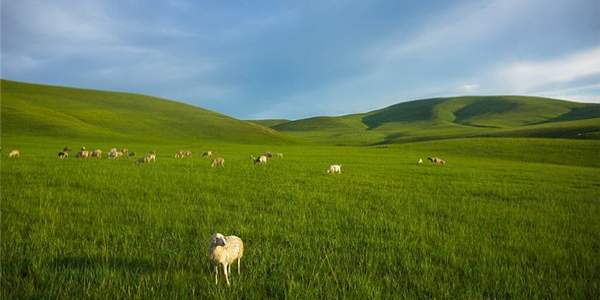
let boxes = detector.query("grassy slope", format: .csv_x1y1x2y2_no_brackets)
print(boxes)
1,80,295,145
271,96,600,144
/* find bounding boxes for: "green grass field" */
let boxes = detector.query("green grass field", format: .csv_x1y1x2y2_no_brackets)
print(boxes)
2,138,599,299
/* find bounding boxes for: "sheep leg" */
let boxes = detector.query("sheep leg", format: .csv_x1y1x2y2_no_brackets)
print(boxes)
223,263,230,285
214,265,219,284
237,258,241,274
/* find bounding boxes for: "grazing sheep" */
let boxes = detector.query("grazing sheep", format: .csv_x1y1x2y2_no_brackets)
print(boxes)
438,159,446,165
263,151,274,158
120,148,128,154
91,149,103,158
76,150,90,158
427,157,440,163
63,146,72,152
417,158,423,165
203,151,213,157
108,150,123,159
327,164,342,173
254,155,267,164
208,233,244,285
129,152,136,157
136,156,150,164
58,151,68,159
8,150,20,158
276,153,284,158
175,150,192,158
211,157,225,167
136,153,156,164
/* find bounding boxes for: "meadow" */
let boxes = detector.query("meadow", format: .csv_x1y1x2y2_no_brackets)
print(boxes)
2,138,599,299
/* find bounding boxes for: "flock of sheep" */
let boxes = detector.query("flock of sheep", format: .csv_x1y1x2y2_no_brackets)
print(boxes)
3,144,447,286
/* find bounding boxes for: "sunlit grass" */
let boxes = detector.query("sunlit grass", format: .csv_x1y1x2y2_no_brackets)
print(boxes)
2,139,599,299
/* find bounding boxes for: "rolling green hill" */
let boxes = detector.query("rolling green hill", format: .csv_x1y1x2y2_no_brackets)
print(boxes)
270,96,600,144
0,80,294,145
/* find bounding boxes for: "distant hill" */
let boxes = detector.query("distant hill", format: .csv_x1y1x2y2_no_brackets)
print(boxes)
0,80,294,145
268,96,600,144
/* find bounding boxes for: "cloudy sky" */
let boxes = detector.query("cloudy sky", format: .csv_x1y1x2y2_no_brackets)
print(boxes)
2,0,599,120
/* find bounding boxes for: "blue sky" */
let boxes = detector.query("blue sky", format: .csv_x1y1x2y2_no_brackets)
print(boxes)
2,0,599,120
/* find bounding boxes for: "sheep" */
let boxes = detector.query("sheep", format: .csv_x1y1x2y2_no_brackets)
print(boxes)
90,149,103,158
108,150,123,159
63,146,72,152
211,157,225,167
129,152,136,157
120,148,128,154
76,150,90,158
263,151,274,158
276,153,284,158
208,233,244,285
136,156,150,164
8,150,20,157
203,151,213,157
175,150,192,158
58,151,68,159
254,155,267,164
327,164,342,173
136,153,156,164
417,158,423,165
427,157,440,163
438,159,446,165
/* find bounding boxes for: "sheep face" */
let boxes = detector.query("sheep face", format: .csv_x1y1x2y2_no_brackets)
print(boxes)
211,233,227,247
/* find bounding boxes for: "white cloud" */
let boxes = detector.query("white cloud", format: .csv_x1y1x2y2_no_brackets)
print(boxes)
496,46,600,93
460,84,480,93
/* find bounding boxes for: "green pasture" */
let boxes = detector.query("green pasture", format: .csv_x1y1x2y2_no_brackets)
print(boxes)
2,138,599,299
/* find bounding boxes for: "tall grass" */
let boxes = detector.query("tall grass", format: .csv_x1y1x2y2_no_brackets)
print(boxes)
2,139,599,299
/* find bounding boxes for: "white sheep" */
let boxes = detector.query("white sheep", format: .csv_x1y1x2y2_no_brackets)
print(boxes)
8,150,20,157
417,158,423,165
211,157,225,167
208,233,244,285
58,151,68,159
76,150,90,158
91,149,103,158
327,164,342,173
203,151,213,157
254,155,267,164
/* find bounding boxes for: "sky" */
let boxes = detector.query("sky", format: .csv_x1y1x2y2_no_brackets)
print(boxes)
2,0,599,120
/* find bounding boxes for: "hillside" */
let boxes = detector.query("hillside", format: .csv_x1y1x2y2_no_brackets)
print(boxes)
0,80,294,145
269,96,600,144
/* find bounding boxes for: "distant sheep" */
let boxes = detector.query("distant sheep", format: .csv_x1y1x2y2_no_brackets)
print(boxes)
203,151,213,157
211,157,225,167
108,150,123,159
263,151,273,158
58,151,68,159
76,150,90,158
63,146,72,152
438,159,446,165
136,153,156,164
327,164,342,173
208,233,244,285
175,150,192,157
276,153,284,158
8,150,20,158
417,158,423,165
91,149,103,158
254,155,267,164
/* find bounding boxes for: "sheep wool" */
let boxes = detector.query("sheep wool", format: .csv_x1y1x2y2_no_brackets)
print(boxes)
208,233,244,285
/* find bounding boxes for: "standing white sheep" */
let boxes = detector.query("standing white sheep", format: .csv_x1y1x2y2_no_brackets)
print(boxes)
208,233,244,285
327,164,342,173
